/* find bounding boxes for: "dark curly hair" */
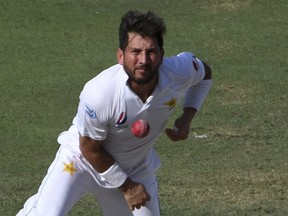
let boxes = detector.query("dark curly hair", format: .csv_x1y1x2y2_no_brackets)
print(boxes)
119,10,166,51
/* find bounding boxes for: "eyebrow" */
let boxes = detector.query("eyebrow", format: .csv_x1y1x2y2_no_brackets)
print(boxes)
129,46,158,51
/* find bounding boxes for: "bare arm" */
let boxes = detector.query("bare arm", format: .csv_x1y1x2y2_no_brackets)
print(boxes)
202,61,212,80
79,135,150,211
165,107,197,141
79,136,114,172
165,60,212,141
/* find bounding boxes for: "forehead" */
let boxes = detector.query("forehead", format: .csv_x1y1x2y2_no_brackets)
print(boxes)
126,32,159,49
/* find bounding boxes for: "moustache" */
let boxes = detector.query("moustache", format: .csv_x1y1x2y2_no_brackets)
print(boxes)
135,65,151,71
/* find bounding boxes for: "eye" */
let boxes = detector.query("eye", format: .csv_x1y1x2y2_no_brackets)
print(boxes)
148,48,158,55
131,49,141,54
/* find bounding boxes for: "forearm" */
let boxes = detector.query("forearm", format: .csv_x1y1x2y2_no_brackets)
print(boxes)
181,107,197,124
79,135,149,210
80,136,128,187
80,136,114,173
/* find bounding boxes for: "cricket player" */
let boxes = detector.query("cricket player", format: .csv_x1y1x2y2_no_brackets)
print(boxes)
17,10,212,216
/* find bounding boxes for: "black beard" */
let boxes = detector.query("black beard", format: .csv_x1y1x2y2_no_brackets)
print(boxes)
127,72,156,85
124,65,158,85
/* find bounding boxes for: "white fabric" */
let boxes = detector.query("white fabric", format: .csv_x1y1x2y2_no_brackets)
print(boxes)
183,79,212,110
63,51,204,165
99,162,128,188
17,52,207,215
16,146,160,216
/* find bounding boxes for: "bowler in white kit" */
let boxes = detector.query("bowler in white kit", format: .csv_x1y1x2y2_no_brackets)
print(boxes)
17,10,212,216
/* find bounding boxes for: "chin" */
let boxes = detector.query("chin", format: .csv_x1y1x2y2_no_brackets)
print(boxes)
134,78,151,85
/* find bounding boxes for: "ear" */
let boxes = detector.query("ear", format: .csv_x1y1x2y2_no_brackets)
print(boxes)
117,48,124,65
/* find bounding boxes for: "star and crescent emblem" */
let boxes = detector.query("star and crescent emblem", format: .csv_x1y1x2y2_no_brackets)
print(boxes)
63,161,77,176
164,97,177,109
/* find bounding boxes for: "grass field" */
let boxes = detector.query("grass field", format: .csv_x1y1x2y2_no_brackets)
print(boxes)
1,0,287,215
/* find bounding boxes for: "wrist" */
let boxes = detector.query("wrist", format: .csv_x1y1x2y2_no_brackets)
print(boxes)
178,108,197,126
99,162,128,188
182,107,197,118
118,177,135,192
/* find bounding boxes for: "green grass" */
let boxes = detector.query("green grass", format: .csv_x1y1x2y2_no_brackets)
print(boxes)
1,0,287,215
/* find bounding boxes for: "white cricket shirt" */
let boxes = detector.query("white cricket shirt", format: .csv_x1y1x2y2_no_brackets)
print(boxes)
57,52,205,185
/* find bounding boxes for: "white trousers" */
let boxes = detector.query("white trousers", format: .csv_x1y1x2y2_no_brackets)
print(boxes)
17,146,160,216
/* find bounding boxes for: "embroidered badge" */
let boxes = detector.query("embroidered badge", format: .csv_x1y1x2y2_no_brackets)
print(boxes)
164,97,177,110
115,112,127,126
63,162,77,176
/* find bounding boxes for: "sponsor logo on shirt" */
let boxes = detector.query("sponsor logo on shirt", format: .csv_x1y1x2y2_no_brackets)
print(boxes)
84,103,97,119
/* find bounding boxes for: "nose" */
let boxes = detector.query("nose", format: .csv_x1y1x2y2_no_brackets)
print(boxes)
139,51,150,65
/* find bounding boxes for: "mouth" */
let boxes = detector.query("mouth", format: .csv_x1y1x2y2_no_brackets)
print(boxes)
135,66,150,73
135,69,146,73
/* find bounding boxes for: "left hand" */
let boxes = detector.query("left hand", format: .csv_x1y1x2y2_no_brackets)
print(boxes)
119,178,151,211
165,108,197,141
165,117,190,141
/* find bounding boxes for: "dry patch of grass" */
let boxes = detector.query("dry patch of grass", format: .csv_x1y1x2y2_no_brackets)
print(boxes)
207,0,252,11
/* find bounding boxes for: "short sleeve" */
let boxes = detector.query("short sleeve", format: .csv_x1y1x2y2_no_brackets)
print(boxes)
73,80,110,141
176,52,206,85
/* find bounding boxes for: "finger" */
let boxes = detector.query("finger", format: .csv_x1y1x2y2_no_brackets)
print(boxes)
166,129,188,141
129,205,135,211
165,129,180,141
135,201,147,210
145,192,151,201
165,128,175,137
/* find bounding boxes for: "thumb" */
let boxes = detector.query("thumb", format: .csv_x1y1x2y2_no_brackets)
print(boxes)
166,126,180,135
145,191,151,201
165,128,180,140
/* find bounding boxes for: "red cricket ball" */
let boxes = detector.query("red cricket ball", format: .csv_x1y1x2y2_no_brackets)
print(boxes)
131,119,150,138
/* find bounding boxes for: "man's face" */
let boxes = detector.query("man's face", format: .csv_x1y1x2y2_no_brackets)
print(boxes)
117,33,164,85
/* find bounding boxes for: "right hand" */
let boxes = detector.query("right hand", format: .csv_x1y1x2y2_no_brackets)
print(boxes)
119,178,151,211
